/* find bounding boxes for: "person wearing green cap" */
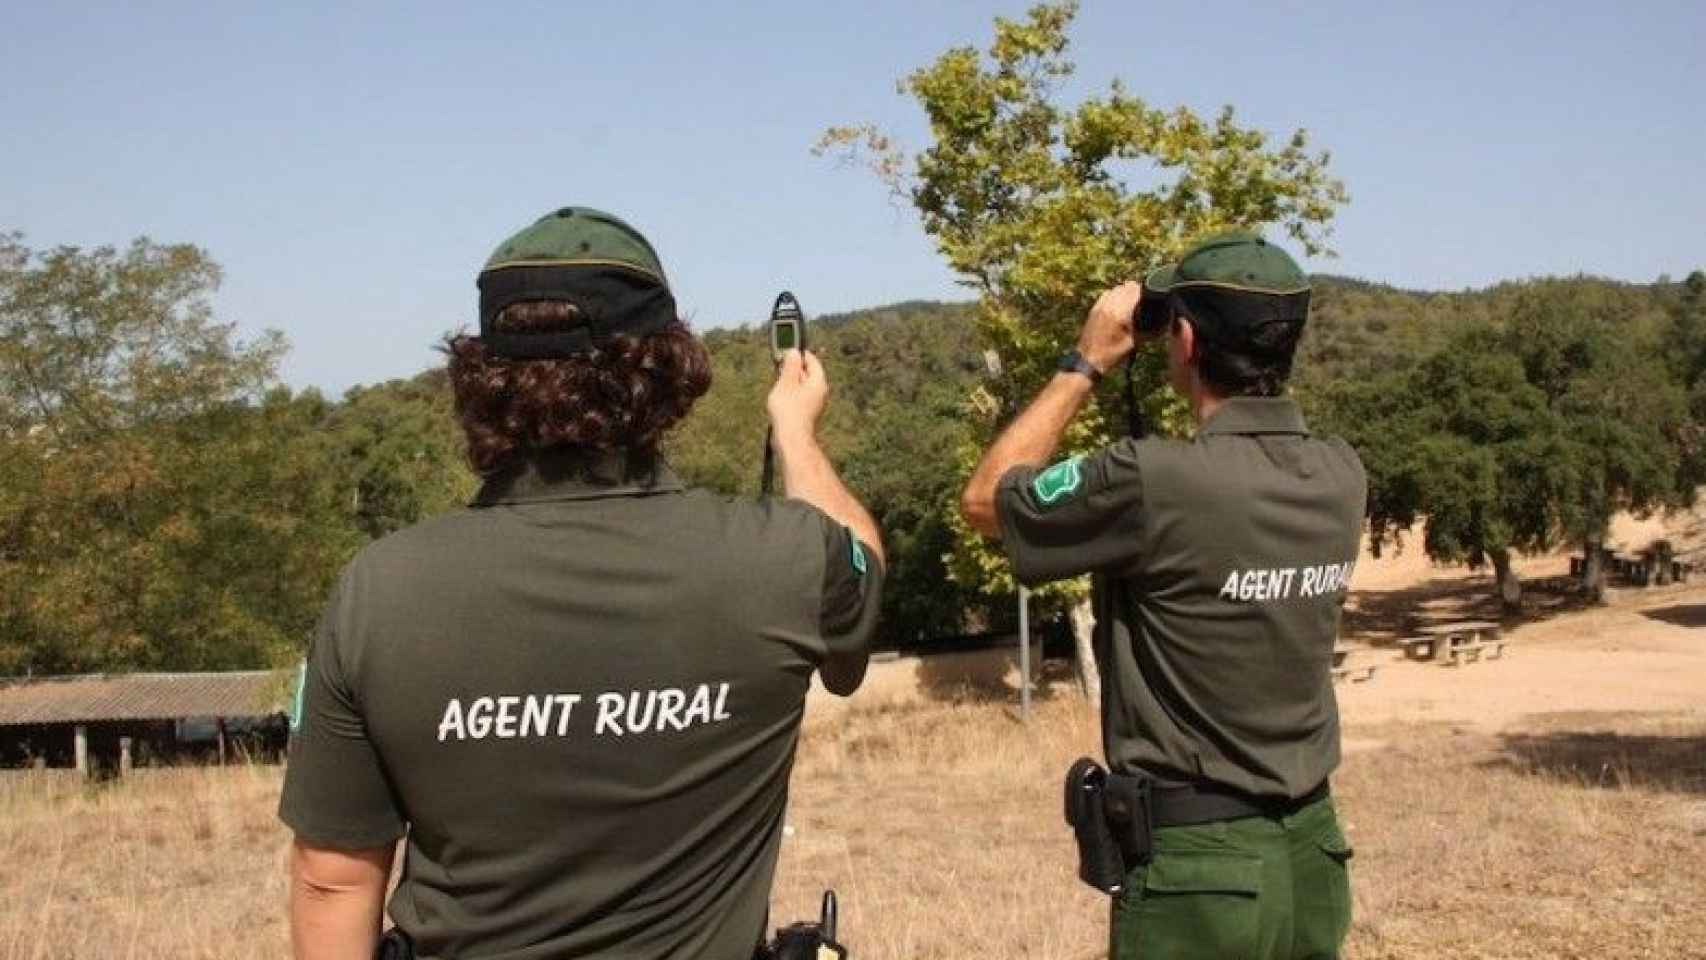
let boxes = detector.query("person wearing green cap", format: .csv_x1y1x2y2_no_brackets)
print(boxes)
279,207,885,960
961,231,1365,959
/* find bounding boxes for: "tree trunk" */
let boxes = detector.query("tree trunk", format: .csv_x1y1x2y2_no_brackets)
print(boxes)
1652,541,1674,586
1067,599,1100,709
1581,537,1607,603
1490,548,1521,612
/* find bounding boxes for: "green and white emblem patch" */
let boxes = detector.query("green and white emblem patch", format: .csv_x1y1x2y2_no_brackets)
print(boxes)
849,533,869,576
289,660,307,732
1032,456,1085,507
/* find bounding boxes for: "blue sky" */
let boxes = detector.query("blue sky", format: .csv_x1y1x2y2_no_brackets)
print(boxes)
4,1,1702,395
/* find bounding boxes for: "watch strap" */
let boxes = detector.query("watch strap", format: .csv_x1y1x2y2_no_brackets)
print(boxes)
1058,349,1103,382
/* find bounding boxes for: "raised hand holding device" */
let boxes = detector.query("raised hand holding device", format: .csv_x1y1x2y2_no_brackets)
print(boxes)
761,291,809,495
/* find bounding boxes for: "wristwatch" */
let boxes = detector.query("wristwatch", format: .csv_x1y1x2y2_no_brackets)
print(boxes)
1057,349,1103,382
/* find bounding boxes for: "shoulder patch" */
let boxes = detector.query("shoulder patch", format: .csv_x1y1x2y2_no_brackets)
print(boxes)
849,532,869,576
1032,456,1085,507
289,660,307,732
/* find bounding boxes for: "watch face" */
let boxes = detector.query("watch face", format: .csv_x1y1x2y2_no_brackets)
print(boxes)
1060,350,1096,378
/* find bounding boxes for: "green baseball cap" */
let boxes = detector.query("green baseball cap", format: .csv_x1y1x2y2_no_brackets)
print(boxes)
1139,230,1310,341
1143,230,1308,297
482,207,670,284
477,207,677,359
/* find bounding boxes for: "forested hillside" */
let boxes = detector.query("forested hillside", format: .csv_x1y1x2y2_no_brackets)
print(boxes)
3,230,1701,673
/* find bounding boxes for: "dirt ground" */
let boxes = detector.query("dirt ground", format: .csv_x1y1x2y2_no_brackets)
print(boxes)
1335,508,1706,738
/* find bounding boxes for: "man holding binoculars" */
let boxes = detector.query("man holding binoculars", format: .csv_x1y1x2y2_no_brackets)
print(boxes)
961,231,1366,960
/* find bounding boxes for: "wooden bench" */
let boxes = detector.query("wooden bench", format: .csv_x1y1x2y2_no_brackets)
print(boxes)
1331,663,1379,683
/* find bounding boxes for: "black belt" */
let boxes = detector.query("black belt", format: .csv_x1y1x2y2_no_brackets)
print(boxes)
1149,778,1330,828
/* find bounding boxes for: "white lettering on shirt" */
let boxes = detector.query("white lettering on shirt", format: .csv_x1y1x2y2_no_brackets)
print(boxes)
595,693,627,737
438,693,587,742
438,683,735,743
1216,561,1357,604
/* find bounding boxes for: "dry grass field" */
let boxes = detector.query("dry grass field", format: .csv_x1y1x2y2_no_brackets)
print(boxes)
3,693,1703,958
4,513,1705,959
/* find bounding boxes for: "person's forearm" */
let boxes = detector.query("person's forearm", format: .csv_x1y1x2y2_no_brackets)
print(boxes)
290,842,391,960
960,373,1095,537
291,882,384,960
775,427,886,564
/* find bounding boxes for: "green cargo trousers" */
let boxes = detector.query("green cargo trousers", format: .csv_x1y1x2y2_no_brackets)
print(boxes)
1109,796,1352,960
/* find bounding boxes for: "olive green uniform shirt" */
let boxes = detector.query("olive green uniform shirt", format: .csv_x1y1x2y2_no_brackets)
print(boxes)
279,452,883,960
996,398,1365,799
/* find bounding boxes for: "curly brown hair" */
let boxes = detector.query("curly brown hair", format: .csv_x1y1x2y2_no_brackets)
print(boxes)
442,301,712,474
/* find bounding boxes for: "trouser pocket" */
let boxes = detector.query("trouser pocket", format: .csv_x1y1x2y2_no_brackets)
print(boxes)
1111,848,1262,960
1293,814,1353,959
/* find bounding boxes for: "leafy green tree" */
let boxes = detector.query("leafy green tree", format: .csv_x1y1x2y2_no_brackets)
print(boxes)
1313,278,1692,606
819,1,1347,694
0,234,355,673
1664,270,1706,505
1317,329,1567,608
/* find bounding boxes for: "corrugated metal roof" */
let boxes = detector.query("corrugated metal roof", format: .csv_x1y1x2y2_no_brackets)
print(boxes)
0,670,293,726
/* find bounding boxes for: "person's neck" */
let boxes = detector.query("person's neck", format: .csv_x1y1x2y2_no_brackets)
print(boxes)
1190,386,1228,427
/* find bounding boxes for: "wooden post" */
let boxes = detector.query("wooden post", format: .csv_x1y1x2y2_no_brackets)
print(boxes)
216,718,227,766
74,724,89,776
119,736,133,775
1017,586,1032,722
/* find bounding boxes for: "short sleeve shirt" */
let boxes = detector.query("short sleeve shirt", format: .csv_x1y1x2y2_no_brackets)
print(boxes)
278,451,883,960
996,398,1365,799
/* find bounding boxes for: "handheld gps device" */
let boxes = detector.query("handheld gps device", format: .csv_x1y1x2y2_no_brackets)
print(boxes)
770,291,806,362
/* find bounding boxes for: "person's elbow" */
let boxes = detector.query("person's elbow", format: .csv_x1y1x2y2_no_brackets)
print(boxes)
960,480,1001,540
290,837,393,901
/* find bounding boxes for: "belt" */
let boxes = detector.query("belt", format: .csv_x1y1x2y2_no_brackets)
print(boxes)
1149,778,1330,828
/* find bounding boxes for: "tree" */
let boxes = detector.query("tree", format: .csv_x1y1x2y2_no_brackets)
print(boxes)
1313,278,1692,607
819,1,1348,695
1317,328,1568,609
0,234,356,673
1664,269,1706,511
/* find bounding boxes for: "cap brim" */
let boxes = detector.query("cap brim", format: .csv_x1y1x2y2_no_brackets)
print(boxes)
1143,263,1179,294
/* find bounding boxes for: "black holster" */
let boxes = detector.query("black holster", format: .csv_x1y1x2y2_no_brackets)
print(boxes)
1063,757,1154,895
375,929,414,960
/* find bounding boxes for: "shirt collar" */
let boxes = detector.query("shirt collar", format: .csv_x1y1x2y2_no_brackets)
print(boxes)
1196,396,1311,437
471,449,686,506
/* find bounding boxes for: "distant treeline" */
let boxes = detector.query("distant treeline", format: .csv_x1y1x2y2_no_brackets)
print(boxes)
3,232,1702,673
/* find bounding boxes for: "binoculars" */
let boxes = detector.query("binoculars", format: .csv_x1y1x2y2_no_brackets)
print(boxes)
1134,287,1174,336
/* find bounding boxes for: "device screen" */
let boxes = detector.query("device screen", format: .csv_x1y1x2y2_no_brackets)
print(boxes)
775,324,796,350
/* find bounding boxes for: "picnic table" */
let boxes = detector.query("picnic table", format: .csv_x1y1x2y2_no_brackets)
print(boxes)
1400,621,1506,665
1571,548,1695,586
